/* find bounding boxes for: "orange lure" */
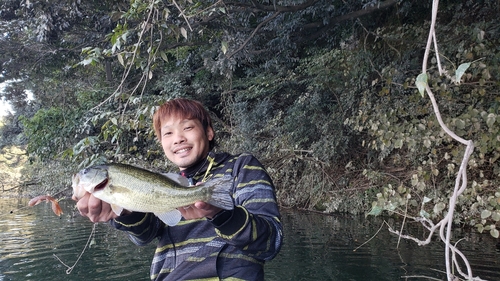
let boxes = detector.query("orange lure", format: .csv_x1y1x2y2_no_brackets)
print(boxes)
28,195,63,216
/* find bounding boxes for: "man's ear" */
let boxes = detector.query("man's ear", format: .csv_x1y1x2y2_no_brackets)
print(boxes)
206,126,215,141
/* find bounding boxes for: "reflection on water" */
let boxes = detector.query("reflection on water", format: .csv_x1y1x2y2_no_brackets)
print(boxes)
1,198,499,281
0,198,153,281
266,210,500,281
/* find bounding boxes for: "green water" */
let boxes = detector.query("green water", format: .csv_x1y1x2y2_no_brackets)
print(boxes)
1,198,499,281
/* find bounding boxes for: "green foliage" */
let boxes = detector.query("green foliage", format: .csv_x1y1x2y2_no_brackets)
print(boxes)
20,107,80,161
1,0,500,237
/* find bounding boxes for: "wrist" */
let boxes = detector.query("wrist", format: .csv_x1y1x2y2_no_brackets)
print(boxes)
208,209,232,224
119,209,132,216
209,206,248,237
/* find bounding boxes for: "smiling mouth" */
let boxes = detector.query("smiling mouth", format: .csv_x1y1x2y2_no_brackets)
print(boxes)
175,147,191,154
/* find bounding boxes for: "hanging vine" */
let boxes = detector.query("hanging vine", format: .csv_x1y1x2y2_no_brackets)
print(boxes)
387,1,484,280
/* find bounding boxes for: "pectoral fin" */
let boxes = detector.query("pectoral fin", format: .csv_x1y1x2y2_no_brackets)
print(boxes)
155,209,182,226
110,204,124,216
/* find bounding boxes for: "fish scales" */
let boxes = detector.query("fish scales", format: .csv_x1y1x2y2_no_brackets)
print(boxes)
104,164,213,212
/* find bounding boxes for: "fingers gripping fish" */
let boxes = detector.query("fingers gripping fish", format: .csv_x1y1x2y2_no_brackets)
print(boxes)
28,195,63,216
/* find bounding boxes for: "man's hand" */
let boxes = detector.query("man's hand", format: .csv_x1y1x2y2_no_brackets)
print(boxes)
74,192,118,223
178,201,222,220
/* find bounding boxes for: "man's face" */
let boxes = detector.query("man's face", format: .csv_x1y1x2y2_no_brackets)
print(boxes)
160,116,214,170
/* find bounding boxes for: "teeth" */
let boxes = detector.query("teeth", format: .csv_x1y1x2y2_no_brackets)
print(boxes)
176,148,190,154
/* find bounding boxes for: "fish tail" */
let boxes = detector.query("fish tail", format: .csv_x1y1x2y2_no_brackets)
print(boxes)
206,176,234,210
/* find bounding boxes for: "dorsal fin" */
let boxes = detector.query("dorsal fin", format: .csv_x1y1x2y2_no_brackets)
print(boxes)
162,172,190,186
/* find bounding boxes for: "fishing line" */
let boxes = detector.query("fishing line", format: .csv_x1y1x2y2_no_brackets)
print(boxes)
352,221,386,252
53,222,97,274
2,204,30,217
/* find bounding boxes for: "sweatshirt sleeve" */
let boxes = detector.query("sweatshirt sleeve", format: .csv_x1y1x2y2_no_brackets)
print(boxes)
110,212,164,246
209,154,283,260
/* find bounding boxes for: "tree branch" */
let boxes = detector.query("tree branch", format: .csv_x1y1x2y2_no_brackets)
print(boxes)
228,0,321,12
227,11,281,59
303,0,399,42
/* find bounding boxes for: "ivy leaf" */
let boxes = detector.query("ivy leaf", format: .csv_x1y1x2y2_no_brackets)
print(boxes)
423,139,431,148
394,138,403,149
476,223,484,233
456,62,471,84
416,73,428,97
481,209,492,219
486,113,496,128
419,209,430,218
492,211,500,222
433,202,446,215
366,205,383,217
490,228,499,238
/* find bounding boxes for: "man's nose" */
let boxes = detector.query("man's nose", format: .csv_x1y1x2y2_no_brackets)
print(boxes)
173,133,186,144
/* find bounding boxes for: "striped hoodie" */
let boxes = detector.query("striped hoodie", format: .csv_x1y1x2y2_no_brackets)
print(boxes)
110,151,283,281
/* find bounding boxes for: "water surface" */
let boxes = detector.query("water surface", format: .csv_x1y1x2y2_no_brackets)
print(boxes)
1,197,498,280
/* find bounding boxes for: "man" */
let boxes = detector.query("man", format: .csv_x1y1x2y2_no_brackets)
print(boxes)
75,98,283,281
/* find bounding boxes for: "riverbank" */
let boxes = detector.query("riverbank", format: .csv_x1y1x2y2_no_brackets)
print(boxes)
0,144,74,199
0,145,28,194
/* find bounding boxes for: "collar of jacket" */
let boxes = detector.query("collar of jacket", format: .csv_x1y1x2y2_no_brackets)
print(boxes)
180,151,231,181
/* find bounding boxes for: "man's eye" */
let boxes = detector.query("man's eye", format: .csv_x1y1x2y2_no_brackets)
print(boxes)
184,126,193,131
163,132,172,136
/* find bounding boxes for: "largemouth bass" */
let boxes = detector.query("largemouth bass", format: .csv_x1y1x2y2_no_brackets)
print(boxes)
71,163,234,226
